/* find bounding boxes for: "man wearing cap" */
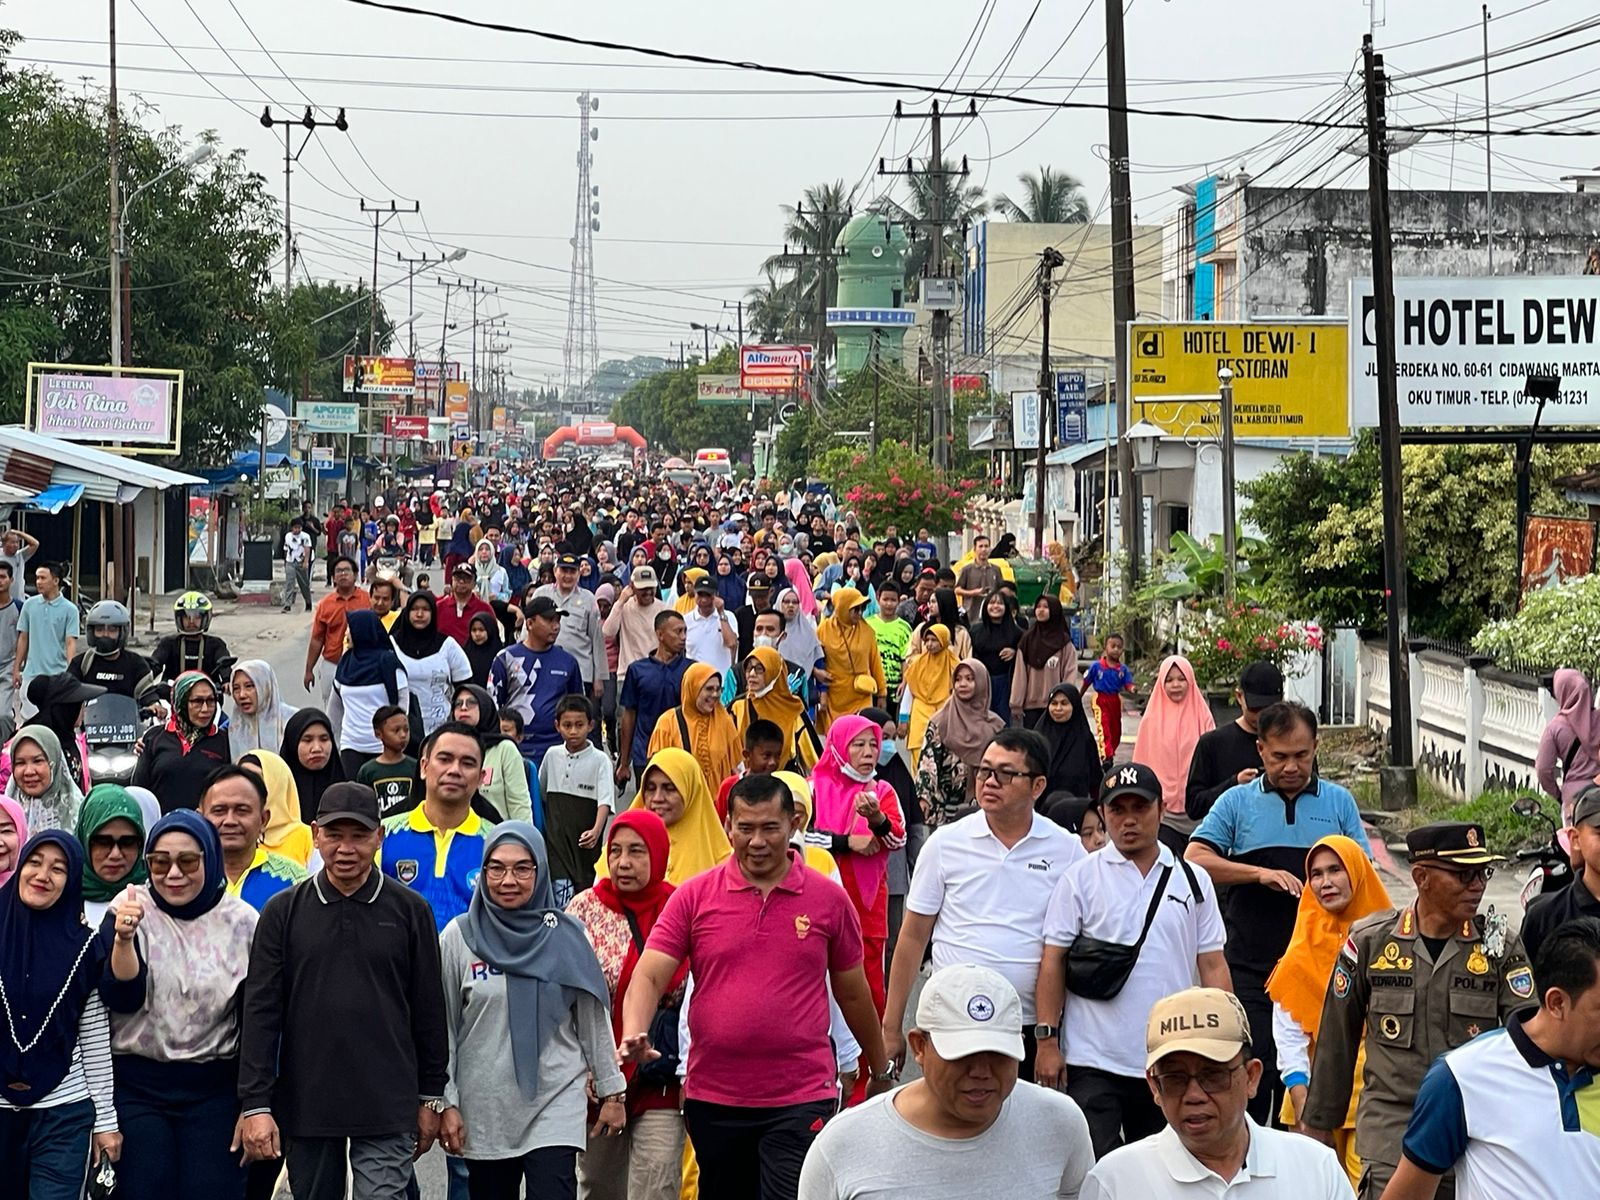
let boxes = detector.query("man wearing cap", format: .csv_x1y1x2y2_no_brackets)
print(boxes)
816,587,885,729
1036,763,1230,1158
534,552,607,702
799,964,1094,1199
733,573,777,663
237,782,450,1200
603,564,667,681
1521,785,1600,963
1081,987,1352,1198
490,595,585,770
1184,660,1283,824
684,574,739,676
434,562,494,649
1304,821,1532,1200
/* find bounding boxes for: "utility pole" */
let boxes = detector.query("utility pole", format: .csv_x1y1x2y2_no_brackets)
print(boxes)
870,327,881,453
108,0,120,368
1105,0,1140,594
359,200,419,354
1363,35,1416,810
1034,247,1065,557
1482,5,1494,274
261,106,349,294
883,100,974,469
774,200,850,407
723,299,744,349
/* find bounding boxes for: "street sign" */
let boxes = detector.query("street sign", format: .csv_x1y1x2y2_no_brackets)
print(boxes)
740,344,813,392
385,414,429,439
310,446,334,469
1056,370,1087,444
1130,320,1349,437
697,375,758,407
1350,276,1600,428
296,401,360,435
1011,390,1043,450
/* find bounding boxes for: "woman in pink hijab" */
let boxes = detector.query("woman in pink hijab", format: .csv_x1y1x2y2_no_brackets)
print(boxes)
809,713,906,1012
783,556,818,618
1137,654,1215,843
0,796,26,887
1537,667,1600,824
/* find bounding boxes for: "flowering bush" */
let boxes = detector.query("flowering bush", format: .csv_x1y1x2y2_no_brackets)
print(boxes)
1180,602,1323,692
833,443,984,537
1472,572,1600,678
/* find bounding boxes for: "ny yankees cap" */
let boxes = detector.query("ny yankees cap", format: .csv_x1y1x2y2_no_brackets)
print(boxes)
1101,762,1162,805
915,964,1025,1062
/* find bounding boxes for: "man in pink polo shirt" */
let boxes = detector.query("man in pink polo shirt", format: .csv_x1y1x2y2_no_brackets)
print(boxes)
620,773,894,1200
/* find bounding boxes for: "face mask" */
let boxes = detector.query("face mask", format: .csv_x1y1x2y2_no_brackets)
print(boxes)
878,740,898,765
753,682,776,698
753,635,778,649
841,761,876,784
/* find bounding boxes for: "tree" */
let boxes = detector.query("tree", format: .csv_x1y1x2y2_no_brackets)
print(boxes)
993,166,1090,224
872,160,988,291
745,266,802,344
762,181,851,360
260,280,393,405
609,345,752,461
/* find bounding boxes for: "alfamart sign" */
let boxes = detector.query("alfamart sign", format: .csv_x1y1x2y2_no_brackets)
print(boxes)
1350,277,1600,428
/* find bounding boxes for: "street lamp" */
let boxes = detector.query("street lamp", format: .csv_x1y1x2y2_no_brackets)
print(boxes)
1125,420,1165,474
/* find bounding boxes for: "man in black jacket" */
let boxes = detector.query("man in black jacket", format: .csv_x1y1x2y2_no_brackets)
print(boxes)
237,782,449,1200
1522,786,1600,964
1185,660,1282,822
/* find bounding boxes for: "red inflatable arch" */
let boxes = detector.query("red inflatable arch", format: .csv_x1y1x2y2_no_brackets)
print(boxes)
542,422,647,458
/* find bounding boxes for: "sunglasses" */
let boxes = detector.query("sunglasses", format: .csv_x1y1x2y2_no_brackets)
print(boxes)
1151,1062,1244,1098
146,852,205,875
1420,863,1493,885
90,834,141,854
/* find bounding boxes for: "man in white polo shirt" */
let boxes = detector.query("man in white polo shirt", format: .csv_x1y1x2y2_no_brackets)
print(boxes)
1035,763,1231,1159
1379,916,1600,1200
1080,988,1352,1199
882,727,1084,1083
683,575,738,676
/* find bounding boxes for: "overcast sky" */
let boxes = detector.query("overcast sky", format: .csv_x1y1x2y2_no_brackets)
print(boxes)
8,0,1599,382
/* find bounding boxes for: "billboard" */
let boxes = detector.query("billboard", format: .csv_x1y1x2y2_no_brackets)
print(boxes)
740,344,813,392
342,355,415,396
385,414,430,439
1056,370,1087,444
1011,390,1043,450
1521,515,1595,601
492,406,508,432
1130,321,1349,437
444,382,469,422
297,400,360,434
26,363,184,455
1351,277,1600,428
697,375,758,407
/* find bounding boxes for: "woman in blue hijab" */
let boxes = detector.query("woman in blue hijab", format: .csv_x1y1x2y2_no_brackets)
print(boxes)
437,822,625,1199
0,829,117,1199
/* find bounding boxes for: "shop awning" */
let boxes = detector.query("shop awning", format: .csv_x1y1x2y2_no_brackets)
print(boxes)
24,483,85,513
0,426,206,503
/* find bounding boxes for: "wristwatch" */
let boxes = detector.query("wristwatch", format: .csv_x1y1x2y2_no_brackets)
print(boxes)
420,1097,448,1114
1032,1024,1060,1041
869,1061,899,1084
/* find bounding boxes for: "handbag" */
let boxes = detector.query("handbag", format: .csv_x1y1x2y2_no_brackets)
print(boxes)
622,908,682,1089
1064,864,1175,1001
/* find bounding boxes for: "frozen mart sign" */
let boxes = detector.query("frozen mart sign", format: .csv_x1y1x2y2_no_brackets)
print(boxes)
1350,277,1600,427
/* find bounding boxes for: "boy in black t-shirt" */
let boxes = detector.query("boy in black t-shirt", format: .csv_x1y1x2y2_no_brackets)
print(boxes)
356,705,418,819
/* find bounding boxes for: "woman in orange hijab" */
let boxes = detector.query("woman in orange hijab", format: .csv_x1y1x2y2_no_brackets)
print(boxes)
1266,834,1392,1187
647,662,742,799
731,646,820,771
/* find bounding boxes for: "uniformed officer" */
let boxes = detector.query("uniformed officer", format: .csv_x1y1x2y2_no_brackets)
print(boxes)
1303,821,1533,1200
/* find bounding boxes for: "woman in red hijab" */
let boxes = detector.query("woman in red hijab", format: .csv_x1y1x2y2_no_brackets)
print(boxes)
567,810,689,1197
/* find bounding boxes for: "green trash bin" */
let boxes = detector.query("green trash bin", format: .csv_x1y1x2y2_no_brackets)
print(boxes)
1008,557,1062,608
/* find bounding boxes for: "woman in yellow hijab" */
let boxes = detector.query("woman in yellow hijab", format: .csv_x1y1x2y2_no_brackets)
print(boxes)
600,746,731,886
732,646,820,771
815,586,886,731
773,769,837,877
238,748,314,866
900,624,961,769
673,568,710,614
647,662,743,800
1265,834,1392,1187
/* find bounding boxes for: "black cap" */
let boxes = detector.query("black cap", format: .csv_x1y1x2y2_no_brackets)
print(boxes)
1100,762,1162,805
451,562,475,578
1574,786,1600,828
693,576,717,594
315,782,381,830
524,596,565,620
1406,821,1501,866
1238,661,1285,709
556,552,580,569
747,576,772,592
27,674,107,710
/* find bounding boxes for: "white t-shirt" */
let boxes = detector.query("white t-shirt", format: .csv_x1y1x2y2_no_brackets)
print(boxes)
906,812,1085,1023
396,639,473,734
283,529,312,566
799,1081,1095,1200
683,606,737,677
327,670,411,755
1042,842,1226,1078
1081,1124,1353,1200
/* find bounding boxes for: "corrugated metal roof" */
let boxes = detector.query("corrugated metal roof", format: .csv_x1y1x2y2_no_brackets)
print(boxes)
0,426,205,502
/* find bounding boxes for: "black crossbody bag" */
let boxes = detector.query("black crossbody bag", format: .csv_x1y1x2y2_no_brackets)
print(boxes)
622,908,682,1089
1065,861,1198,1001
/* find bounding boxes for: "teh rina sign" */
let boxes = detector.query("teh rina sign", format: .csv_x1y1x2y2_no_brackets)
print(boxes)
26,362,185,455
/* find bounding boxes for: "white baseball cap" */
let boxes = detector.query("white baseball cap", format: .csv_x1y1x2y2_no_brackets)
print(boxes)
914,964,1024,1061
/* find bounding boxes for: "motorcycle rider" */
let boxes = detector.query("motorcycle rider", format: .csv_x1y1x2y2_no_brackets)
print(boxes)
367,514,408,585
150,591,232,686
68,600,157,705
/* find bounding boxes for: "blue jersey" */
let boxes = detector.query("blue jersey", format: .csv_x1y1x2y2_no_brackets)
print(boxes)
1082,658,1135,696
227,848,308,912
381,806,496,933
490,641,585,767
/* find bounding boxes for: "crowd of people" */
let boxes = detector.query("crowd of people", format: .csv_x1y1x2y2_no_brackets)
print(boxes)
4,460,1600,1200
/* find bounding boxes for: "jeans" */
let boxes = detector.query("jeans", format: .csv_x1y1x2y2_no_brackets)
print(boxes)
465,1145,579,1200
286,1132,417,1200
0,1098,94,1200
989,669,1012,725
114,1054,247,1200
284,562,313,611
1066,1064,1167,1159
682,1099,833,1200
578,1108,685,1200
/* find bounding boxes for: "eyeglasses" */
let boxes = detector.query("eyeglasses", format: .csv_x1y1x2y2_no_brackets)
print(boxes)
90,834,141,854
187,695,218,707
1420,863,1494,884
974,764,1039,786
484,862,536,881
146,852,205,875
1150,1063,1244,1097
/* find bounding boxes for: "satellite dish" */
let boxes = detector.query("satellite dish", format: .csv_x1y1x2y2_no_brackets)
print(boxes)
262,401,290,446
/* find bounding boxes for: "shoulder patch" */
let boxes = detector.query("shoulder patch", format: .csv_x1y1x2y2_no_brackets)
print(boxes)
1341,936,1360,963
1333,963,1352,998
1507,966,1535,1000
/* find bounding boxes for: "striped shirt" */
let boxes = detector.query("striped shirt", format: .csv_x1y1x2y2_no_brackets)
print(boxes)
0,992,117,1132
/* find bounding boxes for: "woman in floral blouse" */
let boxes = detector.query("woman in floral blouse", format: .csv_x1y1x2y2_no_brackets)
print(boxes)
567,809,688,1200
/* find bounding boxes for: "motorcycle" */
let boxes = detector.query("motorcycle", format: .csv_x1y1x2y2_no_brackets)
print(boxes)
1509,794,1573,910
368,552,413,588
85,693,159,787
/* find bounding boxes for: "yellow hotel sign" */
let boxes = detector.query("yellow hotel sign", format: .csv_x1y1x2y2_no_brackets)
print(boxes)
1129,321,1349,437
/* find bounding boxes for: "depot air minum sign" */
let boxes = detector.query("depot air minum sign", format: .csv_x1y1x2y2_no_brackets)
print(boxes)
1350,277,1600,428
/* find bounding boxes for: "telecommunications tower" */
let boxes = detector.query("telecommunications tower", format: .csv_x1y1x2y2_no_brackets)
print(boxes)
563,93,601,410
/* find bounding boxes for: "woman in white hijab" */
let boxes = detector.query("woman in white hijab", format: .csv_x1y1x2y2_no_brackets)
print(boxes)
224,660,297,760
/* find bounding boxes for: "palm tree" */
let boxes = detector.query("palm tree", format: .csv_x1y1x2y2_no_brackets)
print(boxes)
993,165,1091,224
870,159,988,290
761,180,852,358
745,266,802,343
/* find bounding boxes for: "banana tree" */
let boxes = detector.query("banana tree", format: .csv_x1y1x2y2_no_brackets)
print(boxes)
1140,530,1266,601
